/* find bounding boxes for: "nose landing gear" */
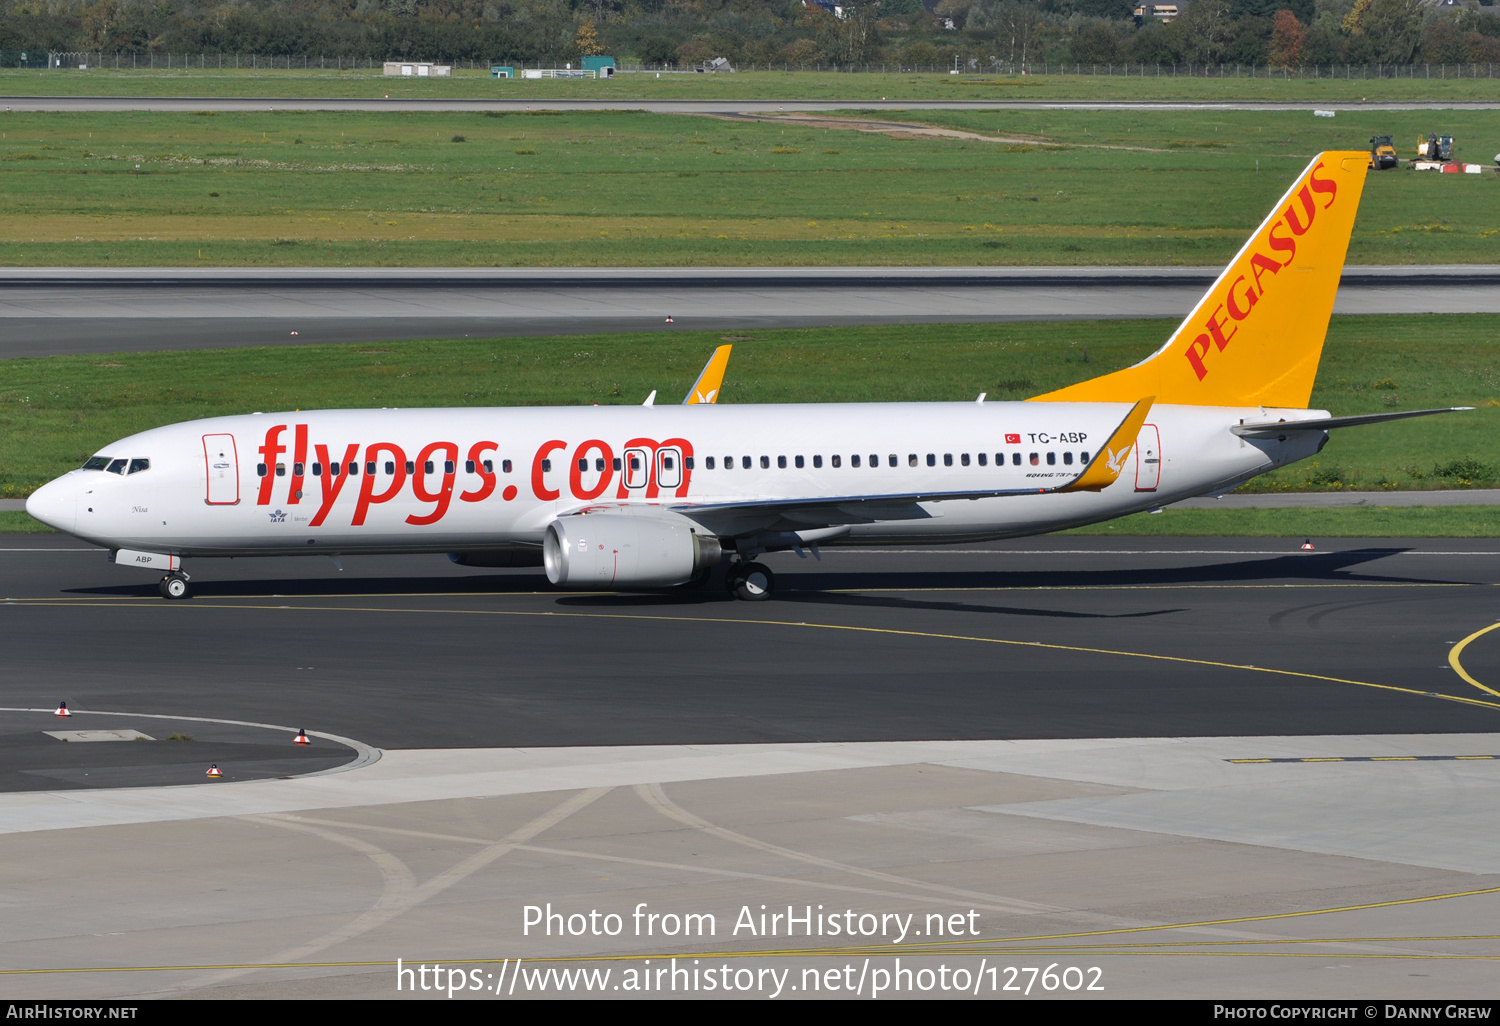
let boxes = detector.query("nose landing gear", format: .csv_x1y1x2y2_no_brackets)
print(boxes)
726,561,774,601
159,571,192,600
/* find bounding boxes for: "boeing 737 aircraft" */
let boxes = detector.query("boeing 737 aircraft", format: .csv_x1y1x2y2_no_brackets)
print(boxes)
26,151,1467,600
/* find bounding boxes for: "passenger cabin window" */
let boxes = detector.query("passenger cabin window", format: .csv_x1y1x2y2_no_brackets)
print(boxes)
542,459,553,473
742,456,751,469
870,455,879,468
908,454,918,467
501,460,512,474
1081,451,1090,465
926,454,936,467
424,460,434,474
466,460,475,473
813,455,823,469
275,463,286,477
405,461,416,475
1046,452,1056,466
256,463,267,477
795,456,804,469
706,457,716,470
629,456,641,471
292,462,304,477
685,457,694,470
943,454,953,467
978,453,988,466
777,456,787,469
385,461,397,475
664,456,676,471
483,460,494,474
613,457,622,471
1012,453,1022,466
578,458,588,472
595,458,606,472
1029,453,1039,466
888,454,897,467
1063,452,1074,465
961,454,970,467
851,455,861,468
760,456,769,469
832,455,842,468
445,460,456,474
312,463,323,476
82,456,111,471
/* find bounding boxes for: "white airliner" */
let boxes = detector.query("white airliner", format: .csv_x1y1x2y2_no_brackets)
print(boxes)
25,151,1466,600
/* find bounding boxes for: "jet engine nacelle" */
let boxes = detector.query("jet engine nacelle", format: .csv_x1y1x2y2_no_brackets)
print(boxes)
543,514,722,588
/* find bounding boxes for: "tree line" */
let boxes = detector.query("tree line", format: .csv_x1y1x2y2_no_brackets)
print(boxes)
1,0,1496,68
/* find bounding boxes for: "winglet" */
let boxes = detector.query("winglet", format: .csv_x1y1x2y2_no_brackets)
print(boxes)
1058,397,1155,493
683,345,732,405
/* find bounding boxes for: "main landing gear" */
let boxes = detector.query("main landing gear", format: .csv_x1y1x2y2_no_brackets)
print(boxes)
159,571,192,600
726,561,774,601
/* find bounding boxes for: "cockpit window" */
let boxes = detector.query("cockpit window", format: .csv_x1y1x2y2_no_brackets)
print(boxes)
82,456,110,471
127,458,150,475
105,459,128,475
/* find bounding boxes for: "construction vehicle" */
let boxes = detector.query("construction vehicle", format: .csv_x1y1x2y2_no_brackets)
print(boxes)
1369,135,1398,170
1416,133,1454,161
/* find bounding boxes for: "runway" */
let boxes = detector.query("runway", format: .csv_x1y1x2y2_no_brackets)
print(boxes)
7,96,1500,113
4,265,1497,358
3,535,1500,997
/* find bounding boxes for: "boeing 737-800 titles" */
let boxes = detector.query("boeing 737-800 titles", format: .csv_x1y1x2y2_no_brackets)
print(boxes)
25,151,1468,600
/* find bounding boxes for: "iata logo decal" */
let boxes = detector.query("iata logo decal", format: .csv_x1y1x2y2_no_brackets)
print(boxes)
269,509,287,523
1185,160,1338,382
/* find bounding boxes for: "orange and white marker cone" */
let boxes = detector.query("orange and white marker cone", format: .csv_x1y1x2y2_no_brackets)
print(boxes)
294,729,310,746
55,701,71,718
1301,540,1315,551
206,764,222,779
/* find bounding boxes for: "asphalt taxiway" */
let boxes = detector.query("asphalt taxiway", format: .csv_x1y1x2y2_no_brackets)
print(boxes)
3,535,1500,997
4,265,1498,358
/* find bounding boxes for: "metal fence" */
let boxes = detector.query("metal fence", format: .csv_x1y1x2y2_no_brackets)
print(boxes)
5,52,1498,78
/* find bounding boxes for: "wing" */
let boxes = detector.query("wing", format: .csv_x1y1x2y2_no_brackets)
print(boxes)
682,344,732,405
670,397,1155,533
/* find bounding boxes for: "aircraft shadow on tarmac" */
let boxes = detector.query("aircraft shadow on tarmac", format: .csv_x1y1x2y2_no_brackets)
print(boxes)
64,547,1442,607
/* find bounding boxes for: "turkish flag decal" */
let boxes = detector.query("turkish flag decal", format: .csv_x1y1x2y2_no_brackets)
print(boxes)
1004,433,1021,444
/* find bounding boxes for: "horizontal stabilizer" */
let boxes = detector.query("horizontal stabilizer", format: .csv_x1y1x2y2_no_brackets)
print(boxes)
1231,407,1472,438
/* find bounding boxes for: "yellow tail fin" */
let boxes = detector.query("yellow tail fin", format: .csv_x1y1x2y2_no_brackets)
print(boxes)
683,344,732,405
1031,151,1369,409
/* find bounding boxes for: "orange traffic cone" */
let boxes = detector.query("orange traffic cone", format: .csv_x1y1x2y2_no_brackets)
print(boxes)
54,701,71,718
1300,540,1315,551
294,729,310,746
206,764,222,779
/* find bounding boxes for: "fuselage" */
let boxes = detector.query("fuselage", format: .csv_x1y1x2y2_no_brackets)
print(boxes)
26,400,1328,557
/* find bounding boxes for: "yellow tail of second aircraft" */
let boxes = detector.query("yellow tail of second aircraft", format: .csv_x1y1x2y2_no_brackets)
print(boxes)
1032,151,1369,409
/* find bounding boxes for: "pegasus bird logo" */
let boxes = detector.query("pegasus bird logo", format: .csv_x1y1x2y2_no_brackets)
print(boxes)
1105,444,1132,477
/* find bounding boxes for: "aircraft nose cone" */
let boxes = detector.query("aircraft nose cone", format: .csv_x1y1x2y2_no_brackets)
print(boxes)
25,477,76,533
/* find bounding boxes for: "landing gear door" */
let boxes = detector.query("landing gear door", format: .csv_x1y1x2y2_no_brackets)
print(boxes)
203,433,240,505
656,446,683,491
1134,424,1161,492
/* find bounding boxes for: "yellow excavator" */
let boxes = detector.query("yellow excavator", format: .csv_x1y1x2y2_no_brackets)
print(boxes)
1369,135,1398,170
1416,133,1454,161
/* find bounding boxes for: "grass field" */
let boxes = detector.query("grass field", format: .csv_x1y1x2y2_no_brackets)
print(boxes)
1,67,1498,102
0,108,1494,266
1,315,1495,502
